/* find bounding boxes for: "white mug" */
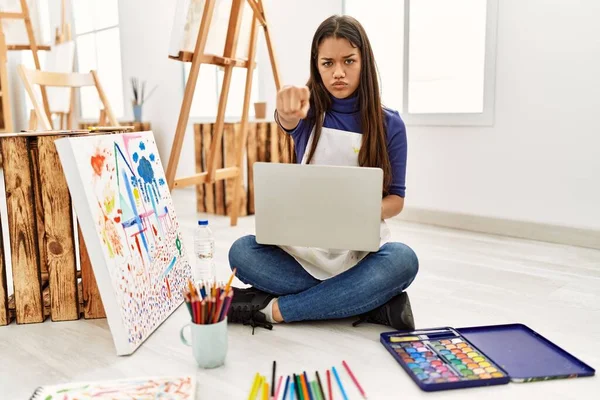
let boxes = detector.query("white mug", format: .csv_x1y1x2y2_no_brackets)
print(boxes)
180,318,228,369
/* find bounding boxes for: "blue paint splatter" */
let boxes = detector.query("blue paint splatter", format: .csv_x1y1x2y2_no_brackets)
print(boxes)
122,169,150,261
132,152,139,163
139,142,146,150
137,156,154,184
162,256,177,278
150,153,155,162
158,178,165,186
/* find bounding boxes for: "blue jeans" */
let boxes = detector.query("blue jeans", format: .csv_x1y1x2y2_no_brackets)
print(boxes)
228,235,419,322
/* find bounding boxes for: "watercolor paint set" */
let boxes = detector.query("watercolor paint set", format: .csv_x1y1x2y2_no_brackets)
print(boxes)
381,323,595,392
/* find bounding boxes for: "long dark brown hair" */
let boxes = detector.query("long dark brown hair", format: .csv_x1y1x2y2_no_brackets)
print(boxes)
304,15,392,194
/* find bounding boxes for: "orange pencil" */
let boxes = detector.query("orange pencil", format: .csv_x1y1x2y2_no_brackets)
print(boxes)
225,267,237,293
300,373,310,400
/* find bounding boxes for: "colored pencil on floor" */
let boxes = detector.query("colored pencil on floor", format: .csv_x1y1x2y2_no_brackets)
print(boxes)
248,373,261,400
312,381,322,400
342,360,367,399
274,375,283,399
327,370,333,400
294,374,303,400
301,373,310,400
303,371,313,400
331,367,348,400
272,361,277,398
289,381,295,400
315,371,325,400
282,376,290,400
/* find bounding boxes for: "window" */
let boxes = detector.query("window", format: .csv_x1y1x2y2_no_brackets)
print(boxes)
344,0,498,126
184,63,259,119
72,0,124,119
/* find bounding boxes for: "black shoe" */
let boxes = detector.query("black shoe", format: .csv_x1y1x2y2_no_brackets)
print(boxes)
227,286,275,334
353,292,415,331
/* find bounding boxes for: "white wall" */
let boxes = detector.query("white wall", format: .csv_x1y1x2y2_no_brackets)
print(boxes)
117,0,188,176
404,0,600,231
258,0,343,117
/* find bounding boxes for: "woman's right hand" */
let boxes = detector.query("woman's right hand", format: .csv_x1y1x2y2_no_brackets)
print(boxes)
276,85,310,130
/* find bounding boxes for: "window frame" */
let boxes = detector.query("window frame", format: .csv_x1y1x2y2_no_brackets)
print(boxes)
344,0,499,127
182,63,260,121
72,3,124,119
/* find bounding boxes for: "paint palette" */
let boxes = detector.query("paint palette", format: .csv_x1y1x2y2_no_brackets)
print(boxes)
383,329,508,391
381,325,596,392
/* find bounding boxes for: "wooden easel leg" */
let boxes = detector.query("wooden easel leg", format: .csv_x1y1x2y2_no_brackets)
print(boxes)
206,66,234,185
206,0,245,183
230,15,259,226
28,110,37,130
20,0,52,122
166,0,217,189
68,87,75,130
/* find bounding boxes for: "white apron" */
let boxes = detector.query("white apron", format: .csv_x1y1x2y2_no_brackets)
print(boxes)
280,123,391,280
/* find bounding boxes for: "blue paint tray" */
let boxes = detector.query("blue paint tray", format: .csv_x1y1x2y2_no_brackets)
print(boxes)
380,323,595,392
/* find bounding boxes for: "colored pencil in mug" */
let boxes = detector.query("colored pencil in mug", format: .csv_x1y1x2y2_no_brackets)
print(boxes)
327,370,333,400
342,360,367,399
226,267,237,292
213,292,225,323
331,367,348,400
219,291,234,321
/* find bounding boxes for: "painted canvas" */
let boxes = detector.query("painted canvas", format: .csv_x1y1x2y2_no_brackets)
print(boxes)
30,375,196,399
55,131,192,355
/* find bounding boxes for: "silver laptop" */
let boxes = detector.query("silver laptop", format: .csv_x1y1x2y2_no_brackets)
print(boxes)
253,162,382,251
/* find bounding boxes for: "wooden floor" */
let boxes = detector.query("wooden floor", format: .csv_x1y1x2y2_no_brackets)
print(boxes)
1,189,599,399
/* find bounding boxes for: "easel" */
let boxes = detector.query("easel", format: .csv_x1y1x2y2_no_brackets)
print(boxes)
166,0,282,226
51,0,74,130
0,0,51,133
27,0,74,131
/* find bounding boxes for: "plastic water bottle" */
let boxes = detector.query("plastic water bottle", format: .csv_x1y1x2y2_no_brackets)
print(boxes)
194,220,215,283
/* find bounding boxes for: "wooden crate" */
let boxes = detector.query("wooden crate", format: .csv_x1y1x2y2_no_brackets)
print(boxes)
79,120,151,132
0,132,107,326
194,120,293,216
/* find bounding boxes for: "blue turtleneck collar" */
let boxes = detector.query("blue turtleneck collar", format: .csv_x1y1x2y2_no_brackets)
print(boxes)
330,92,359,114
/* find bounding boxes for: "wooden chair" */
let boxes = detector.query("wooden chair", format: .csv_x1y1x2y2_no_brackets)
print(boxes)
17,65,119,130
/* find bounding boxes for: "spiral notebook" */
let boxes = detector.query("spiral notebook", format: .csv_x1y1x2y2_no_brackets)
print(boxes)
29,375,196,399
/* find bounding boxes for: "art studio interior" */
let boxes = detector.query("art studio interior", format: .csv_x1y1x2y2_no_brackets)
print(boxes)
0,0,598,399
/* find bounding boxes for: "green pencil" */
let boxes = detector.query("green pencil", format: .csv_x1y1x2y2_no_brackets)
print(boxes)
312,381,322,400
